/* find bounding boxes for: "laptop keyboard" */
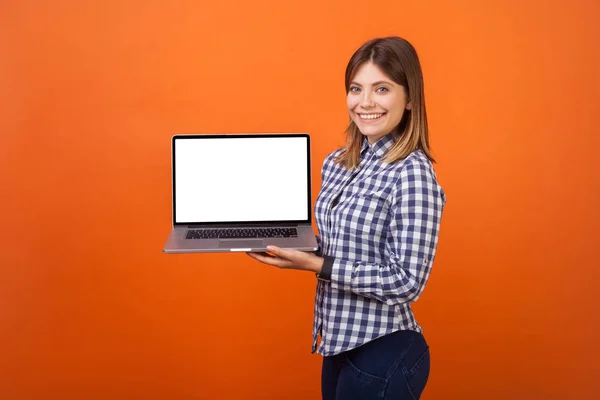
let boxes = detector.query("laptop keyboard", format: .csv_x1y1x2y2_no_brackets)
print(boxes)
186,227,298,239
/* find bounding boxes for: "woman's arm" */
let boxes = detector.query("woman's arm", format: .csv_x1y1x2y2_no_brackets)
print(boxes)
322,160,446,306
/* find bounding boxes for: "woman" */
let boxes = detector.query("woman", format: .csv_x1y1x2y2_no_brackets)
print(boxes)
247,36,446,400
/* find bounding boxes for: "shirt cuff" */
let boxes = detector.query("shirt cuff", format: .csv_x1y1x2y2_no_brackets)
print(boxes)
316,256,335,281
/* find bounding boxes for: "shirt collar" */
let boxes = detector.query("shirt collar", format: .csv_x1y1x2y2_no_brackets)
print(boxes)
361,133,397,159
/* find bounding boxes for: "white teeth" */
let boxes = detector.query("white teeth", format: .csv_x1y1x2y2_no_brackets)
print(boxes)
359,113,383,120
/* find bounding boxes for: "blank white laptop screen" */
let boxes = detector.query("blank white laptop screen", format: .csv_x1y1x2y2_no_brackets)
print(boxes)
174,136,309,224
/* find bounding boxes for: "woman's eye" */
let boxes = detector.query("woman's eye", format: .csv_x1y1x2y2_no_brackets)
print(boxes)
349,87,360,93
377,87,389,93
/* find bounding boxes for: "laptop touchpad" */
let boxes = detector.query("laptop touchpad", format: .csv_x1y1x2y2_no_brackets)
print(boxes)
218,239,264,248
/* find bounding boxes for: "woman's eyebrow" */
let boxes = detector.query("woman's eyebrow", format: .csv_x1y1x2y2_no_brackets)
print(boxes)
350,80,393,87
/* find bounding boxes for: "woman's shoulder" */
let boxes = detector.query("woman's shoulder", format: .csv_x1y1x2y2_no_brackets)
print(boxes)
392,149,433,169
324,147,345,163
321,147,345,170
393,150,446,201
388,150,439,183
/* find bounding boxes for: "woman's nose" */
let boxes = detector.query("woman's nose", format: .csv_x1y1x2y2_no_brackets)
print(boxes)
360,92,375,108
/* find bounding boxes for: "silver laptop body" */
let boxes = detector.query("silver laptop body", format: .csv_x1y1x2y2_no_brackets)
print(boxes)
163,133,318,253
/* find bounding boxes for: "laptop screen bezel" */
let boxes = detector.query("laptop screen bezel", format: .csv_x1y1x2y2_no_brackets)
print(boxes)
171,133,313,227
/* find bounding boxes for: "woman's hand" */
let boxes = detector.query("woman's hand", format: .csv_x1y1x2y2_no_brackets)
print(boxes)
246,246,324,273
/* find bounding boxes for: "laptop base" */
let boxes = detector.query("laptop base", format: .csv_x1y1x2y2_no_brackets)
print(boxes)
163,224,318,253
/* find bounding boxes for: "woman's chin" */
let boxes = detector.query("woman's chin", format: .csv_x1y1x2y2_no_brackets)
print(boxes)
359,130,387,141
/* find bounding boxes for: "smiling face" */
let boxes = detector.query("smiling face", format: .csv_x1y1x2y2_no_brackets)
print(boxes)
346,61,411,144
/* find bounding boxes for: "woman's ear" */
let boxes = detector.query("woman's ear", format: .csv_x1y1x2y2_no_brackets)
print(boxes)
406,102,412,110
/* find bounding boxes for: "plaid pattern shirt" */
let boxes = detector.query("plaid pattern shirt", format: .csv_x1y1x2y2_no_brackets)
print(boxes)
312,134,446,356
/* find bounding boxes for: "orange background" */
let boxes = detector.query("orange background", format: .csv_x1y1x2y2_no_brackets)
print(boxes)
1,0,599,398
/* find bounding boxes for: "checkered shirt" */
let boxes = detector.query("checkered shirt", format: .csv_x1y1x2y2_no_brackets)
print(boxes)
312,133,446,356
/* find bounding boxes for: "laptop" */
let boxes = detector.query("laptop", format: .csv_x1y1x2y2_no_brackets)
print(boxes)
163,133,319,253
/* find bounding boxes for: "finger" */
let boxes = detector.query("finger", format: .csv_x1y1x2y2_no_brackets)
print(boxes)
266,245,296,261
248,252,289,267
247,252,270,257
260,256,289,268
246,252,270,262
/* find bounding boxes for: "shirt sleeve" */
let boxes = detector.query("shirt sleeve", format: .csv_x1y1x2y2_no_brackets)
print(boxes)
313,156,328,258
329,159,446,306
314,235,323,257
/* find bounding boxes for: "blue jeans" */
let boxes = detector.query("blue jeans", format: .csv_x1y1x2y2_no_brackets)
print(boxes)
321,330,430,400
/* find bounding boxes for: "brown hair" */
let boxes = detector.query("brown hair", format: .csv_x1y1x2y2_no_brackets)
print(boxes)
335,36,435,169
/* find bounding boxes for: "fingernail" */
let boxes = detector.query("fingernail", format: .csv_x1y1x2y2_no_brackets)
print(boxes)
266,246,274,252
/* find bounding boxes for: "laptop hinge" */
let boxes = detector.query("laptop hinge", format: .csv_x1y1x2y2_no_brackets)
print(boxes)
180,222,306,229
